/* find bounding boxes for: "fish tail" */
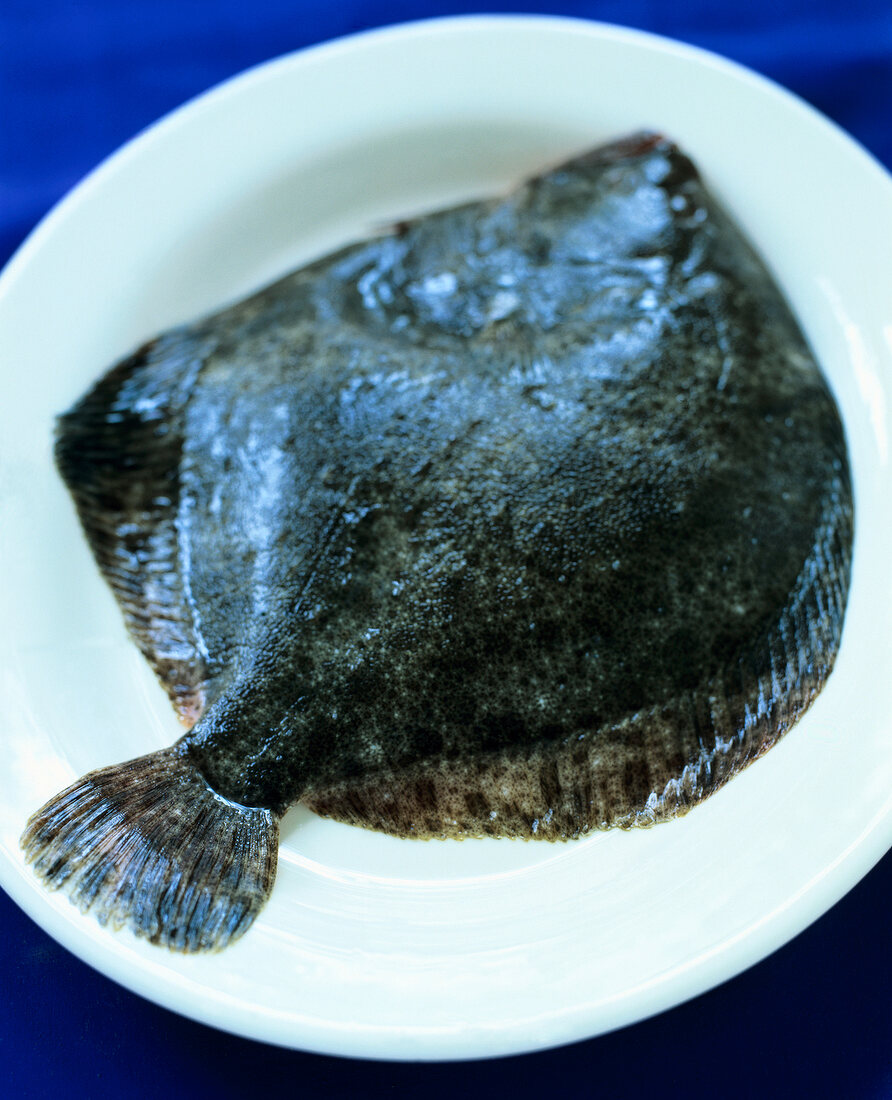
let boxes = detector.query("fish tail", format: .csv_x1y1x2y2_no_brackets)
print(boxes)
20,745,278,952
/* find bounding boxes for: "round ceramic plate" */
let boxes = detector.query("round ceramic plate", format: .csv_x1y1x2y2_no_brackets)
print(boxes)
0,15,890,1061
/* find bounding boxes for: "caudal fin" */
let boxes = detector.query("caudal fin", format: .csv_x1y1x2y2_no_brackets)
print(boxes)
21,746,278,952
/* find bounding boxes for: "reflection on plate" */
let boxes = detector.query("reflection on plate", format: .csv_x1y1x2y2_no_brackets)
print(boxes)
1,15,891,1061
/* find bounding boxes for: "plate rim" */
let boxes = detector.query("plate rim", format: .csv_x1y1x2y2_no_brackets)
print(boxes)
2,13,891,1061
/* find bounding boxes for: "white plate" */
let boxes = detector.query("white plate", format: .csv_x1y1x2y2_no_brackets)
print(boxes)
1,15,891,1061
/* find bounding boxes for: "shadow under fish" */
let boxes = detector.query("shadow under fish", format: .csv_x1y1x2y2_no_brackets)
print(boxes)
22,133,853,952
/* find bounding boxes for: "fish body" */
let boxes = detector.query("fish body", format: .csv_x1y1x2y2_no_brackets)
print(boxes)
23,133,853,950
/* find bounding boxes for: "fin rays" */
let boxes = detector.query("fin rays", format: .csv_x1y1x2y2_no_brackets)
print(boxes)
55,337,211,725
21,746,278,952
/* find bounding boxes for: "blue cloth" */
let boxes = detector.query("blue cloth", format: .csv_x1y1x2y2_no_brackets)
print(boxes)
2,2,891,1095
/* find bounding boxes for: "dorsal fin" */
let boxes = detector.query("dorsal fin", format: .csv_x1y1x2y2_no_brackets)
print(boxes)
305,477,852,839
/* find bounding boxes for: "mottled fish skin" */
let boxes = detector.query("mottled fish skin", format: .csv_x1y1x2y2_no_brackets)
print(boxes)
23,132,852,951
177,132,851,828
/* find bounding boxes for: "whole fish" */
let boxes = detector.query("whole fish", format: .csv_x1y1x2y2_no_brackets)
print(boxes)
22,133,853,952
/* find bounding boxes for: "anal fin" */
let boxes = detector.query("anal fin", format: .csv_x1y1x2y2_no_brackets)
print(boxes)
56,334,211,725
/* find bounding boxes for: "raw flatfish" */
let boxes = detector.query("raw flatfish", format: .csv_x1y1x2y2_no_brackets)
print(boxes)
22,133,853,951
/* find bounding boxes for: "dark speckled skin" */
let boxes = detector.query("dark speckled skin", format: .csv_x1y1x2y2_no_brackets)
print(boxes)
55,133,852,839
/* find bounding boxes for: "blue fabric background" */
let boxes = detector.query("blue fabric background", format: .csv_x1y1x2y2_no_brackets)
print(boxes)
2,2,891,1095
